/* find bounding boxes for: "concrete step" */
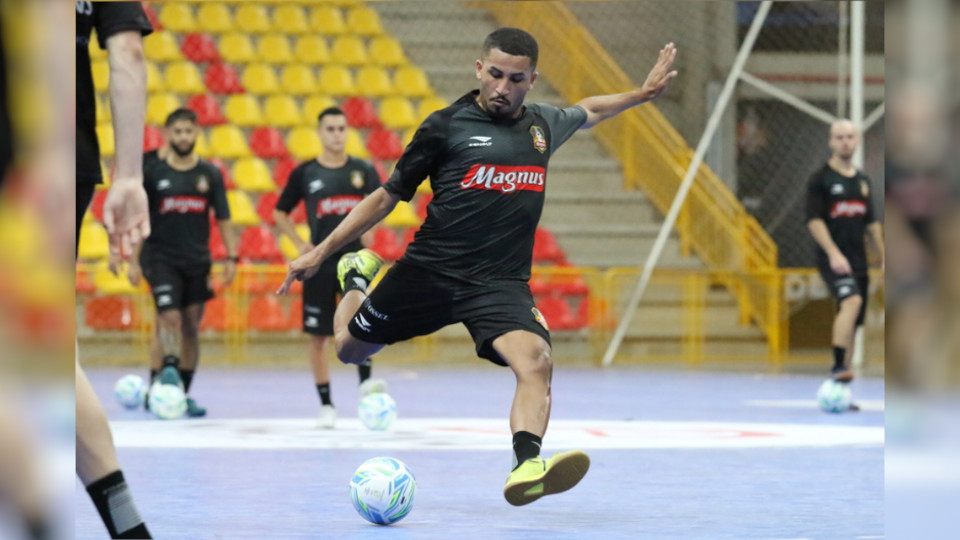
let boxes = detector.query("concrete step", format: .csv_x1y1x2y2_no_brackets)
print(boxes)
542,193,660,224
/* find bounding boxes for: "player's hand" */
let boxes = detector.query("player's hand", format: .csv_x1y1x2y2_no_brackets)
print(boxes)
829,252,853,275
277,252,322,295
223,259,237,287
102,177,150,259
126,263,142,286
640,42,678,101
107,252,123,276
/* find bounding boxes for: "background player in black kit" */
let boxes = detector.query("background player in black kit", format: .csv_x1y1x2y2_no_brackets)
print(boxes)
274,107,387,428
279,28,678,506
76,1,153,537
128,108,236,418
806,119,885,390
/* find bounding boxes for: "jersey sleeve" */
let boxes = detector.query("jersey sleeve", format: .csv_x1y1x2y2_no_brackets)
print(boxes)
531,103,587,155
383,112,447,202
275,164,304,213
363,161,381,195
94,2,153,48
805,170,827,222
208,165,230,220
864,176,878,224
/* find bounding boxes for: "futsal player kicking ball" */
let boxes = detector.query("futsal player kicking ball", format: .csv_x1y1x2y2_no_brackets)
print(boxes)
279,28,678,505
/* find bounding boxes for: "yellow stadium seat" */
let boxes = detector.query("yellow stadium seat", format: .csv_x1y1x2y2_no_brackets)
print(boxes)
264,95,303,127
380,97,416,130
310,6,346,35
226,190,260,226
241,64,280,95
219,33,255,64
279,224,312,260
96,95,111,125
303,96,337,124
318,65,355,96
369,36,406,67
98,161,111,190
93,261,138,294
356,66,392,97
331,36,368,66
91,60,109,93
143,32,182,62
272,4,309,34
194,130,211,158
402,127,417,148
224,94,264,126
287,127,323,160
236,4,271,33
158,3,196,33
394,66,431,97
196,3,234,33
210,125,252,159
78,223,109,260
232,158,276,193
417,96,448,121
89,31,107,61
96,124,114,157
345,130,370,159
279,64,317,96
164,62,206,94
383,201,421,228
293,36,330,65
146,93,181,126
346,6,383,36
146,61,164,92
257,34,293,63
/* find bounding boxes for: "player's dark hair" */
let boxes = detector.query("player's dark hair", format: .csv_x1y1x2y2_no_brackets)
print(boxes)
482,28,538,69
164,108,197,127
318,106,346,123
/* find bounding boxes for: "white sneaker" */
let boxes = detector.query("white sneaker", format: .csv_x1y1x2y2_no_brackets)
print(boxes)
316,404,336,429
359,377,388,398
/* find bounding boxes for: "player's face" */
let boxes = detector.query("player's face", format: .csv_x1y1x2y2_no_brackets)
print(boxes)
166,120,198,157
829,122,859,159
319,114,348,154
475,48,538,119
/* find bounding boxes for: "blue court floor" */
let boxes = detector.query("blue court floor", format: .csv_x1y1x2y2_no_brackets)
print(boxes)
76,365,884,539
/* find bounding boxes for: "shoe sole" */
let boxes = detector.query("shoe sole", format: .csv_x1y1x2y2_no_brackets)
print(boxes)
503,451,591,506
832,371,854,383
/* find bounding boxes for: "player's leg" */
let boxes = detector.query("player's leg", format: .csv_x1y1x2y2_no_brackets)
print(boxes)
832,293,862,381
179,302,206,417
141,260,186,389
334,250,388,364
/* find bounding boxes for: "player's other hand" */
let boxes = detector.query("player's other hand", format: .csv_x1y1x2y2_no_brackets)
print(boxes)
102,177,151,258
223,259,237,287
641,42,678,101
829,252,853,275
126,263,142,286
277,252,322,295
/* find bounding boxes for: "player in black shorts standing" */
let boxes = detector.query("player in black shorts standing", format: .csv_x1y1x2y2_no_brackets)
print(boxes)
128,108,236,418
279,28,678,505
274,107,387,428
806,119,885,389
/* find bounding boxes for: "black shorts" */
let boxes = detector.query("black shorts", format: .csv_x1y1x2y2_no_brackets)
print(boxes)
77,182,96,259
141,255,214,312
347,262,551,366
301,263,340,336
818,265,869,326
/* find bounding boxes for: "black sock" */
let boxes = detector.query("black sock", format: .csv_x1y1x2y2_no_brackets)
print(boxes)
85,470,151,539
162,355,180,370
512,431,542,471
341,269,368,294
358,358,372,383
832,347,846,372
148,369,157,384
179,369,195,393
25,516,51,540
317,383,332,406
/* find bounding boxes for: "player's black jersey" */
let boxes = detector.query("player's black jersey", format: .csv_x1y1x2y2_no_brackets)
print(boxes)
384,90,586,284
276,156,380,261
805,163,878,273
143,148,163,170
76,1,152,185
141,158,230,265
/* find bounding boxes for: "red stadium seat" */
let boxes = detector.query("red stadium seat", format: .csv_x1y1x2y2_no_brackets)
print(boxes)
181,33,221,63
209,222,227,260
256,192,280,225
341,96,381,129
249,127,289,159
84,296,140,331
536,295,580,330
143,125,165,152
201,296,246,331
90,189,108,223
400,226,418,253
366,128,403,161
287,297,303,330
204,63,244,94
272,157,297,189
142,3,162,31
239,226,283,262
576,296,615,330
76,267,96,294
206,157,235,190
248,294,288,332
186,94,227,126
373,160,388,183
533,227,566,263
528,275,550,296
549,262,589,296
369,227,402,261
414,192,432,219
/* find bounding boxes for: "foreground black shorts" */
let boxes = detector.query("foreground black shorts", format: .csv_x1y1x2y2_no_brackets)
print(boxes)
141,255,214,312
301,263,340,336
347,262,551,366
818,264,869,327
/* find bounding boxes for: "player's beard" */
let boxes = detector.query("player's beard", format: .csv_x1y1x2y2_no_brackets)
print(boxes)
172,141,196,157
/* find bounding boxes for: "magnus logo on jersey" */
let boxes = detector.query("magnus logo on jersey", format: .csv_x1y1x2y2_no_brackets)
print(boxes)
160,196,207,214
830,200,867,218
316,195,363,217
459,165,546,194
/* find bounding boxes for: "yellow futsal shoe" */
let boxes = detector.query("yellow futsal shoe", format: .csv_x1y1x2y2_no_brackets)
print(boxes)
503,450,591,506
336,249,384,292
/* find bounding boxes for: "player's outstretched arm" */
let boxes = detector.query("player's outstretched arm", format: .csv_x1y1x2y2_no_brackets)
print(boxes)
577,42,678,129
277,187,400,294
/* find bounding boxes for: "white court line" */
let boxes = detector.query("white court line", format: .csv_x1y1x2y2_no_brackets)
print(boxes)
855,536,884,539
746,399,885,412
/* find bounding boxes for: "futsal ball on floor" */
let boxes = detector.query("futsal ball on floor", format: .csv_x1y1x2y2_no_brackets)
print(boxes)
349,457,416,525
115,374,147,409
148,383,187,420
358,392,397,431
817,379,852,413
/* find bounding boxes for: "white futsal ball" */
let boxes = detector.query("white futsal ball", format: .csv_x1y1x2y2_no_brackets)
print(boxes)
817,379,853,413
358,393,397,431
148,383,187,420
114,374,146,409
349,457,416,525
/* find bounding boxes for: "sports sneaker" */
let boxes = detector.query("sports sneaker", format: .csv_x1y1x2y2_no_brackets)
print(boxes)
847,402,861,412
185,397,207,418
359,377,388,398
337,249,384,292
503,450,590,506
316,404,336,429
832,368,854,383
158,365,184,390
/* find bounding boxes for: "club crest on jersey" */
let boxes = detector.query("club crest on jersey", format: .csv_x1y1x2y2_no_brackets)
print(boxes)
530,126,547,154
351,170,364,189
531,307,549,331
196,175,209,194
860,180,869,197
